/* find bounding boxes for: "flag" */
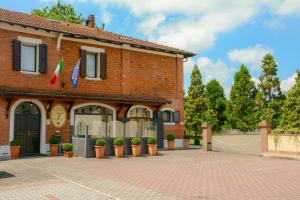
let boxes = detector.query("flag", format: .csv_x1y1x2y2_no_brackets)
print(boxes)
50,57,64,85
70,58,81,88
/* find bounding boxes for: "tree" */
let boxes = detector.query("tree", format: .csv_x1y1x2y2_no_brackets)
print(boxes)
279,70,300,130
32,0,85,24
204,80,227,132
258,53,284,128
224,65,258,131
258,53,281,103
184,65,206,138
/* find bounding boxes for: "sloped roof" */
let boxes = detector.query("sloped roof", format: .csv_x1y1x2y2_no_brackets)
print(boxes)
0,8,195,58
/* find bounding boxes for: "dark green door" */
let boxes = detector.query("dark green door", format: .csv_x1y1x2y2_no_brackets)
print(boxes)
14,102,41,155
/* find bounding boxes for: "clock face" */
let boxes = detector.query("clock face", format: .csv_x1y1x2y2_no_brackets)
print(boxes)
50,104,67,128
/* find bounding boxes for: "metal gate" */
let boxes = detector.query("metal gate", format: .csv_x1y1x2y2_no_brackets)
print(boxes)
72,118,164,158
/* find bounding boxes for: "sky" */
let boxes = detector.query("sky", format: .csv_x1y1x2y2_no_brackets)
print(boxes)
2,0,300,96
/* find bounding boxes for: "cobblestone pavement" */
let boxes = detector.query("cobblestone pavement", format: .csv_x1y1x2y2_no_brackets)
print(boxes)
1,150,300,200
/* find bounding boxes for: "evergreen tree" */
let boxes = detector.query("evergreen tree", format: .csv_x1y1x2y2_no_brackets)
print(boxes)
32,0,85,24
279,70,300,130
224,65,257,131
184,65,206,138
204,80,227,132
258,53,284,128
258,53,281,103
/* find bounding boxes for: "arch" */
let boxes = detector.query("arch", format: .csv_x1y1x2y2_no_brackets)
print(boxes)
126,105,153,118
9,99,47,154
160,108,175,112
70,102,117,136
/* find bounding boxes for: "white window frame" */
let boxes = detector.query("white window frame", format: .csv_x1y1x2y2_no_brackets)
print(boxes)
18,36,42,75
127,105,153,118
161,108,175,125
81,46,104,81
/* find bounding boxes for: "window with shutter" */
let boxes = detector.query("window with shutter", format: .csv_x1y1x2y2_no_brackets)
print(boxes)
80,46,105,80
161,108,176,125
15,36,44,74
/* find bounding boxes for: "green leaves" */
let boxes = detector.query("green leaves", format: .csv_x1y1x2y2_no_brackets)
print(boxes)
184,65,206,136
224,65,258,131
32,0,85,24
279,70,300,130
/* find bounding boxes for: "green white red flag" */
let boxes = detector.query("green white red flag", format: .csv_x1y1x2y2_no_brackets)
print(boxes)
50,57,64,85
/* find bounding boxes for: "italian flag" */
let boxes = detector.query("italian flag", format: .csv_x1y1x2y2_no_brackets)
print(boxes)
50,57,64,85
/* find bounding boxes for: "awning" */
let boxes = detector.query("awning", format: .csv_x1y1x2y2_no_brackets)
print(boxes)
0,87,171,105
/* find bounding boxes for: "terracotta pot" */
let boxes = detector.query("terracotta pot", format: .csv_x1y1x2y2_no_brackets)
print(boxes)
114,145,124,157
168,140,175,150
63,151,73,158
94,145,105,158
131,145,141,157
148,144,157,156
50,144,59,156
183,139,190,150
10,146,20,159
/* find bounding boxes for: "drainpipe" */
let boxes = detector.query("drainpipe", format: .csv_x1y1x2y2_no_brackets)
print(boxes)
57,33,63,50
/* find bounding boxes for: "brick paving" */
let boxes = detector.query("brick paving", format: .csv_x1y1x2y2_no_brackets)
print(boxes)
1,150,300,200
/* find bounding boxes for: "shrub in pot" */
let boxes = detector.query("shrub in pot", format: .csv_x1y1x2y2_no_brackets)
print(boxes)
183,131,190,150
62,143,73,158
95,138,105,159
147,137,157,156
167,133,176,150
10,139,20,159
194,137,200,145
49,135,60,156
131,137,141,157
113,137,124,158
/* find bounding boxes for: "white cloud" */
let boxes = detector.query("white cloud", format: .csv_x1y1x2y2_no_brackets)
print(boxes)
228,45,273,70
138,14,165,35
274,0,300,16
281,73,297,93
90,0,300,52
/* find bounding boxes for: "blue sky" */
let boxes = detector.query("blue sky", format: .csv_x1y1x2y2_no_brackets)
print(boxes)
2,0,300,96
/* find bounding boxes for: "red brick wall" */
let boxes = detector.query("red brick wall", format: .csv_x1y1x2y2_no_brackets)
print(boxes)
0,28,185,145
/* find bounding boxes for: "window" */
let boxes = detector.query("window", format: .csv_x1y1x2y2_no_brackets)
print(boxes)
86,53,97,78
130,108,151,118
14,36,47,74
81,46,105,80
21,44,37,72
162,110,174,123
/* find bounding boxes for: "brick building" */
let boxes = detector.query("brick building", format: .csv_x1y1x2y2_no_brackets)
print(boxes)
0,9,194,157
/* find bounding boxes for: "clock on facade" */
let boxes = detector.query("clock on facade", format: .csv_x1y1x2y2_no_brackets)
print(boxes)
50,104,67,128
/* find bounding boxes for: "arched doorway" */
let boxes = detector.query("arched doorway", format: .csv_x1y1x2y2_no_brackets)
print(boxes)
14,102,41,155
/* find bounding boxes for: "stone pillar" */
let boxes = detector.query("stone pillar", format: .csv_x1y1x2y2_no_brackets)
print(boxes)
259,120,271,153
202,122,212,151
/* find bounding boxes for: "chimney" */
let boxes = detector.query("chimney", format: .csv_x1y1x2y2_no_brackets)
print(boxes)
86,14,95,28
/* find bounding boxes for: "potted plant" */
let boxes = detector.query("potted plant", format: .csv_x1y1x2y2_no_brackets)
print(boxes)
131,137,141,157
62,143,73,158
183,131,190,150
10,139,20,159
113,137,124,158
95,138,106,159
49,135,60,156
147,137,157,156
167,133,176,150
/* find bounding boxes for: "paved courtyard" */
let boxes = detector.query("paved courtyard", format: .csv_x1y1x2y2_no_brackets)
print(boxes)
1,150,300,200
